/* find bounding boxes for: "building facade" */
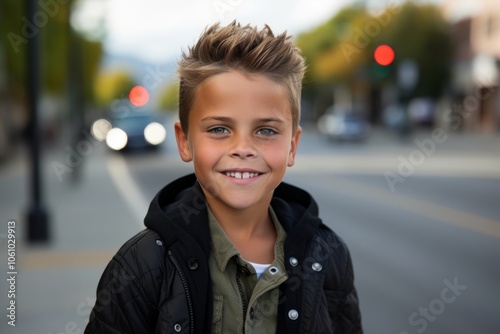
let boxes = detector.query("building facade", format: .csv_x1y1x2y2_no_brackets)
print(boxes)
442,0,500,132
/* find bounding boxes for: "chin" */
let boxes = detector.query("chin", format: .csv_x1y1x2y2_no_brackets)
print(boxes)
210,193,264,211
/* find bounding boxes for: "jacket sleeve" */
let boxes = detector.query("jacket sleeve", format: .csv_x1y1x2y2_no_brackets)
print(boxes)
84,231,164,334
84,257,155,334
320,227,363,334
335,282,362,333
334,247,363,334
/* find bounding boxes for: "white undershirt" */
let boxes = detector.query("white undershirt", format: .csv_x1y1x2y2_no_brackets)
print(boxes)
247,261,271,279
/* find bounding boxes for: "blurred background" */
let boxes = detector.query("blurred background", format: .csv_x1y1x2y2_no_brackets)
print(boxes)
1,0,499,333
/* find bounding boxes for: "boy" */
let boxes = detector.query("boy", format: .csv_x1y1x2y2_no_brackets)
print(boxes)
85,22,362,333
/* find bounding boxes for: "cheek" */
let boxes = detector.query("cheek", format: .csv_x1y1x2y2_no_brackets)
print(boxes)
262,141,291,168
191,140,221,166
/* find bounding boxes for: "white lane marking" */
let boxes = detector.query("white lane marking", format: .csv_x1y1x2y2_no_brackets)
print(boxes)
106,153,150,226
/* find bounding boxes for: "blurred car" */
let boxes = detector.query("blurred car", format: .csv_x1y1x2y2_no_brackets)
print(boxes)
318,110,371,141
382,103,412,136
91,112,167,151
408,97,435,126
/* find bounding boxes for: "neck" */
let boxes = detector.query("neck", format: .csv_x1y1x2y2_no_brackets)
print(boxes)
205,193,278,264
206,197,273,240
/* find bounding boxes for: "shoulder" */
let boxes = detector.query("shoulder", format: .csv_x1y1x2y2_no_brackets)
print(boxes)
113,229,166,271
95,229,168,309
313,226,355,291
104,229,167,288
314,227,351,263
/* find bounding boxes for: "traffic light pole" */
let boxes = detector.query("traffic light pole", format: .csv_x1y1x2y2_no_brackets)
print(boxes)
27,0,49,243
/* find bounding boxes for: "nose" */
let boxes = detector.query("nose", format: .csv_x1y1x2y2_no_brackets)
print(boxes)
229,134,256,159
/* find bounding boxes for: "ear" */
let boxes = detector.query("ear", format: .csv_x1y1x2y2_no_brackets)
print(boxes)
287,126,301,167
174,121,193,162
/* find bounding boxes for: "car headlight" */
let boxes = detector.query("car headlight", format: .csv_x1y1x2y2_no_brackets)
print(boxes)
106,128,128,150
326,119,345,135
144,122,166,145
91,119,112,141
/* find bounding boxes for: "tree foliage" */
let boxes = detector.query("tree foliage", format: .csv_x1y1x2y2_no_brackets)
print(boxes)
158,81,180,112
94,70,136,106
0,0,103,102
296,2,453,99
377,3,452,97
297,6,372,85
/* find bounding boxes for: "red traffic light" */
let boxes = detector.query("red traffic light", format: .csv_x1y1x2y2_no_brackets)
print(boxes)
374,44,395,66
129,85,149,107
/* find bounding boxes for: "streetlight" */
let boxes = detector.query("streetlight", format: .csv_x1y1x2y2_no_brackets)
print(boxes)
26,0,49,242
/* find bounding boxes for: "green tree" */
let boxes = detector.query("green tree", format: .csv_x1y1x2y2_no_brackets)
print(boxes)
296,1,453,120
374,2,452,98
297,6,370,86
158,81,179,112
296,5,375,120
94,70,136,106
0,0,103,101
0,0,28,100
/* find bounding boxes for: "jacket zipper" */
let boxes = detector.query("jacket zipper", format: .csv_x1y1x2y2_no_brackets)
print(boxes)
168,250,194,334
235,269,248,334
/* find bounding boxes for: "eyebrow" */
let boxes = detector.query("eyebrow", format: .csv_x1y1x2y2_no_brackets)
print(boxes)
200,116,232,123
200,116,286,125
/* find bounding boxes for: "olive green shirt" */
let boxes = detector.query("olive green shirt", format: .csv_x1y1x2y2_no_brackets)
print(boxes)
208,206,288,334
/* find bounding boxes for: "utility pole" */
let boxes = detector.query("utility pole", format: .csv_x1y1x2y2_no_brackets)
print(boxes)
68,4,85,183
27,0,50,243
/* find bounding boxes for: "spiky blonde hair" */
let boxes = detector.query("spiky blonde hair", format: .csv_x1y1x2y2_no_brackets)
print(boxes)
177,21,306,134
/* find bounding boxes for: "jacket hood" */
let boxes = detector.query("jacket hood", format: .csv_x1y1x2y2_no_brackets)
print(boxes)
144,173,323,253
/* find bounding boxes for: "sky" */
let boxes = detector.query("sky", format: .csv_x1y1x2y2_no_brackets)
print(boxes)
72,0,422,64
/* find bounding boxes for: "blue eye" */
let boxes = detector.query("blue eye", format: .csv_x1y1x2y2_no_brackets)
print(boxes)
208,127,229,135
257,128,277,136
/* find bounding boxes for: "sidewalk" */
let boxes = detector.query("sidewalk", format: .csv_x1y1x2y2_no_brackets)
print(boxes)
0,142,144,333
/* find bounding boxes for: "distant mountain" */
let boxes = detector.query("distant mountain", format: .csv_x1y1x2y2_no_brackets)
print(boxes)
100,53,178,90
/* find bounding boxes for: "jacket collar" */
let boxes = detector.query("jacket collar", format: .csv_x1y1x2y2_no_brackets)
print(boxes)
144,173,322,255
144,173,211,255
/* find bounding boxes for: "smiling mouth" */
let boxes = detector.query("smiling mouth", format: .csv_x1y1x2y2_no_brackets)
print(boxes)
224,171,261,179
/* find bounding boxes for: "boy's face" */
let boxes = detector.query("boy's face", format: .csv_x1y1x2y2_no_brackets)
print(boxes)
175,70,301,213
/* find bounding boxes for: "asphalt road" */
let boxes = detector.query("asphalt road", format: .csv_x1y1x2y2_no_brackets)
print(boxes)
114,127,500,334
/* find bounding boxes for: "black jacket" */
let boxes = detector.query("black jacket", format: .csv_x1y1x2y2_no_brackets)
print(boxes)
85,174,362,333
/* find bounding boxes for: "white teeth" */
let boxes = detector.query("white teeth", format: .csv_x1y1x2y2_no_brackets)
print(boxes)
225,171,259,179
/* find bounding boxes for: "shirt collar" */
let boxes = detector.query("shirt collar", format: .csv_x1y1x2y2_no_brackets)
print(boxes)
208,205,286,272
